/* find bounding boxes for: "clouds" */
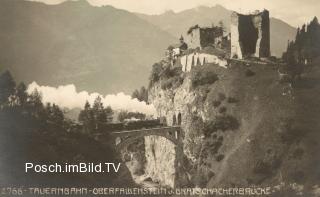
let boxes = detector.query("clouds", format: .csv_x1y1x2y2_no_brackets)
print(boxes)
29,0,70,5
27,0,320,27
27,82,156,116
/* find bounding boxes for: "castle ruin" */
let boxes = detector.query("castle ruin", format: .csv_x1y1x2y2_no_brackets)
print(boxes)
231,10,270,59
187,25,223,49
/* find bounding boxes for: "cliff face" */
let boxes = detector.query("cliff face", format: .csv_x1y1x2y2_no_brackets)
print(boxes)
144,136,176,187
145,77,195,187
147,61,320,193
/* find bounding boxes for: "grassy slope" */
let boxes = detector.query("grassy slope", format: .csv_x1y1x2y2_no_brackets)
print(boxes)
148,60,320,191
196,62,320,189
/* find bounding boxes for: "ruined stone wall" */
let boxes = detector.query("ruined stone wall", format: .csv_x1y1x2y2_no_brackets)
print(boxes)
187,27,223,49
187,28,201,49
199,28,223,48
180,53,228,72
231,10,270,59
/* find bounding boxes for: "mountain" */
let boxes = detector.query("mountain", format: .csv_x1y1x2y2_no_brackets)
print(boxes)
270,17,298,56
136,5,297,57
0,0,176,94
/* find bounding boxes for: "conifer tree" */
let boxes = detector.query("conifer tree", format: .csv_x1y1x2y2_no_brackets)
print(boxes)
78,101,94,133
0,70,16,105
15,82,28,106
78,97,113,133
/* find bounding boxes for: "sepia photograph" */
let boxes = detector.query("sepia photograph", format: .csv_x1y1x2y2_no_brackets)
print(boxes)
0,0,320,196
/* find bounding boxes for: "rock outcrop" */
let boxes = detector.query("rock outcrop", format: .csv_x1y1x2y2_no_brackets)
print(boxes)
144,136,176,187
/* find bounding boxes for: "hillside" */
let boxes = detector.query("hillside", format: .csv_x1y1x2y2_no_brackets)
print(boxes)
0,0,176,94
147,60,320,194
137,5,297,57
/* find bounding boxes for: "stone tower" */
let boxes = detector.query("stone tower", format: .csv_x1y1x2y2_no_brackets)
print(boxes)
231,10,270,59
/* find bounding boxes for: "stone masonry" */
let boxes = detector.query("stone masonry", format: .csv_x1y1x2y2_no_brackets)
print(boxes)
231,10,270,59
187,25,223,49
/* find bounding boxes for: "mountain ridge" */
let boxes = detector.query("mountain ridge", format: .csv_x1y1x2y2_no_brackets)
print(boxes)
0,0,176,94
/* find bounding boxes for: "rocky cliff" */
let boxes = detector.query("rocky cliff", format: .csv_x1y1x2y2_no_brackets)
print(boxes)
147,60,320,195
144,136,177,187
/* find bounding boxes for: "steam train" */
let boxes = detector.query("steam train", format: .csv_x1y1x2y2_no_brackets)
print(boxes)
101,117,167,132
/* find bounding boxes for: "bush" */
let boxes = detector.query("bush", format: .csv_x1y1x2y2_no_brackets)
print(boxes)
161,65,182,79
215,115,239,131
148,61,184,90
253,158,281,176
291,148,304,160
227,97,239,103
203,115,239,137
245,69,255,77
217,93,226,101
161,75,184,90
190,65,218,88
290,171,305,183
280,128,305,145
212,100,221,107
253,160,272,175
201,135,224,162
193,169,210,188
215,154,225,162
219,106,227,114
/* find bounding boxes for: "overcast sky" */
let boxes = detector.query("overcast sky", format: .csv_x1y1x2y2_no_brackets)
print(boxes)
29,0,319,27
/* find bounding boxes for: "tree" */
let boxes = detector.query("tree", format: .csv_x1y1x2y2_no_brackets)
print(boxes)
131,89,140,101
139,86,148,103
104,106,113,123
78,101,91,124
51,104,64,125
131,86,148,103
15,82,28,106
0,70,16,104
78,101,95,133
149,62,163,87
78,97,113,133
93,96,103,112
283,17,320,65
92,96,106,130
27,89,44,118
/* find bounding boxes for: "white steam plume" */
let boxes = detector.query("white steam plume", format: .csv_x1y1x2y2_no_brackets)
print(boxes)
27,82,156,116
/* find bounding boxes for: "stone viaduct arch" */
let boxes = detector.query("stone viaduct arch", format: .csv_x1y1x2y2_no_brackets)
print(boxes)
111,126,181,151
100,118,185,188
